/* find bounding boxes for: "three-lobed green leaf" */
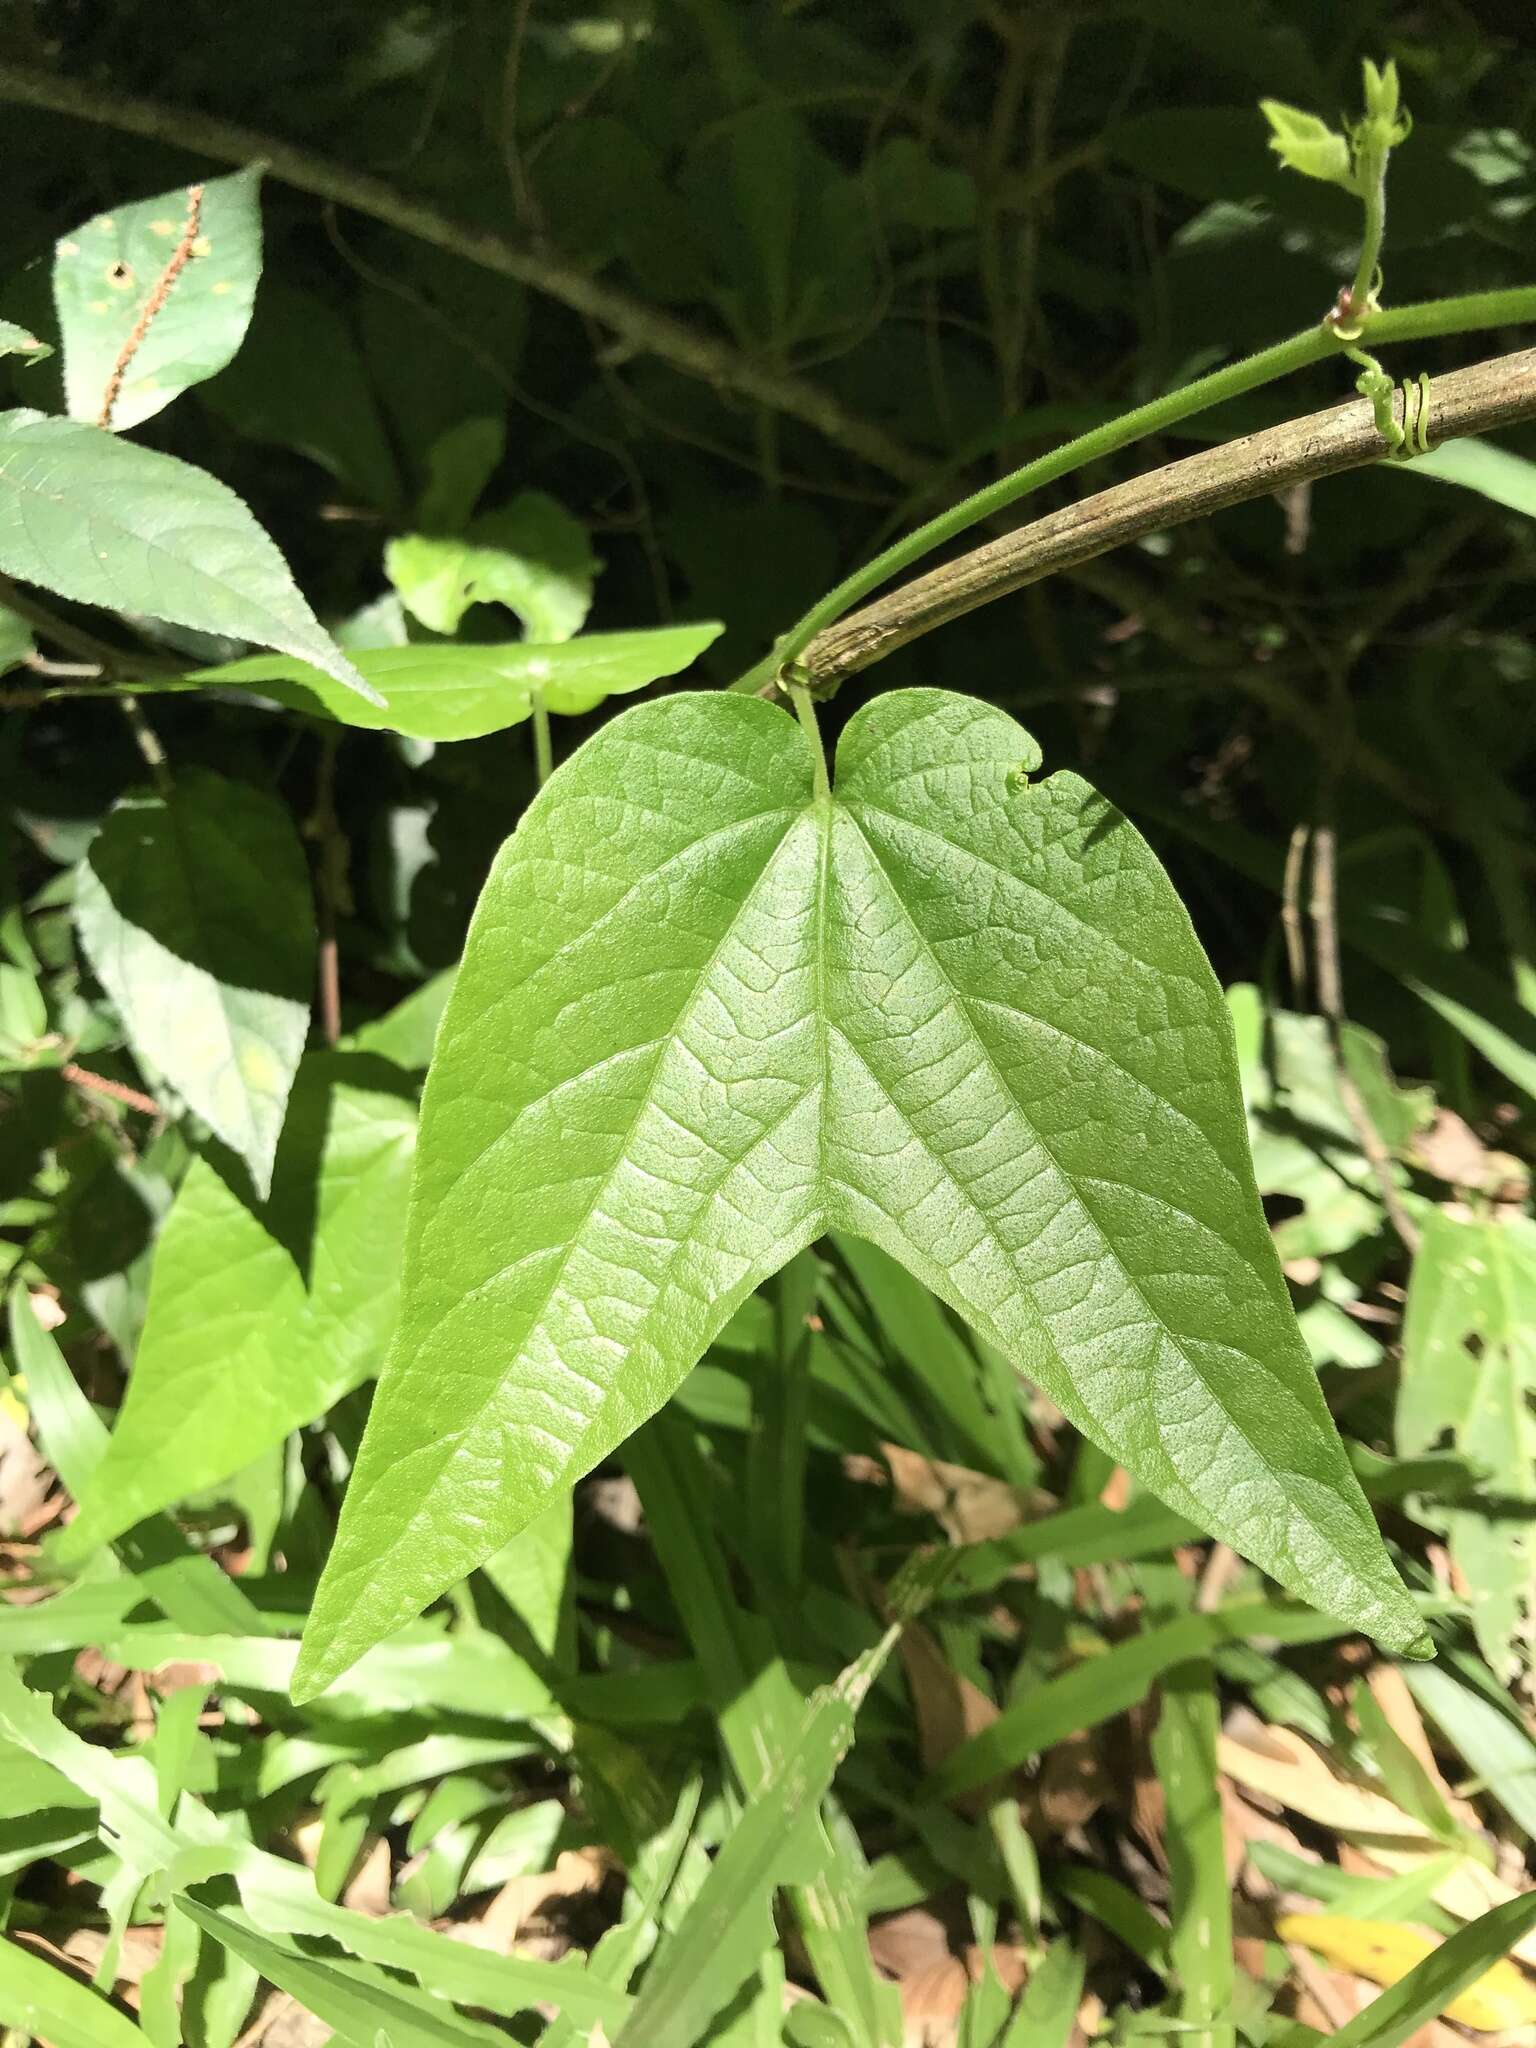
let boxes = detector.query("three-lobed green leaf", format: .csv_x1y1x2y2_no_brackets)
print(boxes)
0,410,378,704
60,1053,417,1559
54,166,262,432
74,768,315,1200
295,687,1424,1697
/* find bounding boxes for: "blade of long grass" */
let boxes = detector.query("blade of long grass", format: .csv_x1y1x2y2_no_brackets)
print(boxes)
0,1933,151,2046
627,1412,903,2047
928,1600,1364,1802
996,1940,1085,2048
6,1286,267,1637
1151,1658,1234,2048
615,1623,900,2047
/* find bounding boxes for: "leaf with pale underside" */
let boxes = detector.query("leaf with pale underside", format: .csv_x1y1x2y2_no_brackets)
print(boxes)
295,687,1424,1698
59,1053,416,1560
54,165,262,432
0,409,378,704
74,768,315,1200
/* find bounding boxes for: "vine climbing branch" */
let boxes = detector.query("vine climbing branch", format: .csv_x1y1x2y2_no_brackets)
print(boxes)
793,343,1536,691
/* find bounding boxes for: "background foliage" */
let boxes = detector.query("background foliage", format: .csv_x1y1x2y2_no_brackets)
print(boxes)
2,1,1536,2042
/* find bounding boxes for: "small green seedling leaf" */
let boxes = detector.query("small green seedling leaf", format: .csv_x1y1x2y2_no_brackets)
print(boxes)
296,688,1423,1697
0,409,380,704
74,768,315,1199
54,166,263,431
1260,99,1354,189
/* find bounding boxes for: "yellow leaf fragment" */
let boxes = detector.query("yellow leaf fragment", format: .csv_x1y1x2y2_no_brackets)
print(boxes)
1277,1913,1536,2033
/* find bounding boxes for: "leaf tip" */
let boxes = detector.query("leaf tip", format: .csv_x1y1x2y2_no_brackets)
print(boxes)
288,1631,344,1705
332,658,387,710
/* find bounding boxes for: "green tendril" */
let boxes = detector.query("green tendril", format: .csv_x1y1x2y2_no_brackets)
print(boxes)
1346,346,1433,460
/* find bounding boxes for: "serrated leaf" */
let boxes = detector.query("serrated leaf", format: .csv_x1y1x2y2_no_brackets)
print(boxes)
0,409,379,704
1398,1211,1536,1683
386,491,597,641
74,769,315,1200
179,623,723,740
1260,99,1355,188
61,1053,415,1558
0,319,52,364
54,166,262,432
296,688,1422,1697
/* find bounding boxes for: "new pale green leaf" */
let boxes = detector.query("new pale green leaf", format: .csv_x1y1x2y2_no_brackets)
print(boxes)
1260,99,1354,188
296,688,1423,1697
386,491,597,641
74,769,315,1199
61,1053,416,1558
54,166,262,431
0,410,379,703
182,622,724,740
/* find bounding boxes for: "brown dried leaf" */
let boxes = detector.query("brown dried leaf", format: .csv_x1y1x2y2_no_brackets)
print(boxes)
463,1846,613,1955
897,1955,968,2046
868,1905,956,1984
881,1441,1029,1544
342,1834,393,1916
1039,1728,1107,1835
898,1616,999,1798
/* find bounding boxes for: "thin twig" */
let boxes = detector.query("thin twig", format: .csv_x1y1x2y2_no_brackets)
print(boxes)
0,572,177,675
306,730,349,1048
1194,1542,1242,1613
530,698,553,790
97,182,203,429
0,59,924,485
60,1062,159,1117
801,344,1536,687
1308,820,1422,1256
1281,823,1311,1004
119,694,171,794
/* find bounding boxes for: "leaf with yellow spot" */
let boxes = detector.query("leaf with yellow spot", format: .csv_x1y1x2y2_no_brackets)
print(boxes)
1278,1913,1536,2032
54,164,263,431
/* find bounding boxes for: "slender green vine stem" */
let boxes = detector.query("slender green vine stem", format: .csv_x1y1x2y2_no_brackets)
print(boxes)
531,698,554,789
731,281,1536,696
1347,152,1389,318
